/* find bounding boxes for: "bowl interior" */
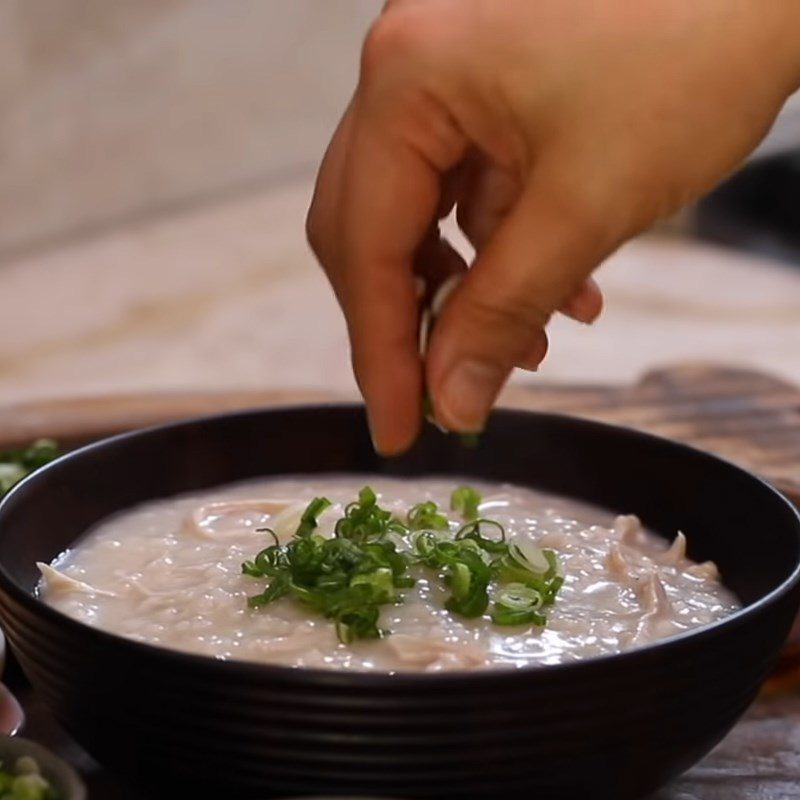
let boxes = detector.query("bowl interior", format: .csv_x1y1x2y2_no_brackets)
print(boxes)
0,405,798,622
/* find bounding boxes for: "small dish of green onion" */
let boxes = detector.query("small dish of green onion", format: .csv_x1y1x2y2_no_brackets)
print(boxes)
0,738,85,800
0,754,58,800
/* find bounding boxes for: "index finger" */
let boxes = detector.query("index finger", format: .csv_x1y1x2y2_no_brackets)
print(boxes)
339,87,467,453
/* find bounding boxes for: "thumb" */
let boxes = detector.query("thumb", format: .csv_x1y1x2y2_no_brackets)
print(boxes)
426,180,619,431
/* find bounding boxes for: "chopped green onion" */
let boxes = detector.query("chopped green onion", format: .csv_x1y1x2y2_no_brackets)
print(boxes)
295,497,331,538
0,439,59,497
491,583,547,626
508,542,550,574
243,488,416,642
449,562,472,598
244,485,564,642
495,583,544,611
0,465,25,497
12,759,38,778
455,518,507,553
407,500,449,531
450,486,482,520
0,756,58,799
491,605,547,627
350,567,396,602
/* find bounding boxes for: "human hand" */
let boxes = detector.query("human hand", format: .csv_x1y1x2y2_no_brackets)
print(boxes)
307,0,800,454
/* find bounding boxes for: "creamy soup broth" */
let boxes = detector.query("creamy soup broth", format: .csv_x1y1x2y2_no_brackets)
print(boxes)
39,476,739,672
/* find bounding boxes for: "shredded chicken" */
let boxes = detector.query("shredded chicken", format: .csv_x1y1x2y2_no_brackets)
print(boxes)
387,634,488,670
37,563,116,597
184,499,292,538
629,572,674,645
614,514,643,545
639,572,670,616
125,578,178,599
686,560,720,581
661,532,687,565
605,543,631,577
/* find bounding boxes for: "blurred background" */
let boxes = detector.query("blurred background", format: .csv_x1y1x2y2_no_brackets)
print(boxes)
2,0,799,410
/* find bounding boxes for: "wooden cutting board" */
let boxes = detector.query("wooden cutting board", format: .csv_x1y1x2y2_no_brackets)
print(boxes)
503,362,800,505
2,363,799,504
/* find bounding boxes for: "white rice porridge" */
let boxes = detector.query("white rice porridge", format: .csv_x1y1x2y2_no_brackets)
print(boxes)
39,476,739,672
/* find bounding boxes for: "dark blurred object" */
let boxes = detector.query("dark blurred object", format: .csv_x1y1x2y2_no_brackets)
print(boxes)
695,152,800,265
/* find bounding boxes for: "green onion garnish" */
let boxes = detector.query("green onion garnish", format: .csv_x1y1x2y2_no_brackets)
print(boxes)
407,500,449,531
0,755,59,799
243,484,564,642
450,485,482,520
0,439,59,498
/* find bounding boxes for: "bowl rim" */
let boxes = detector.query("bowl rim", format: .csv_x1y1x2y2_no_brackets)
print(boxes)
1,403,799,687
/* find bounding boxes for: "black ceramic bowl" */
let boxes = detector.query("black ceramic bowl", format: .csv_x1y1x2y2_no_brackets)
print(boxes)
0,406,798,800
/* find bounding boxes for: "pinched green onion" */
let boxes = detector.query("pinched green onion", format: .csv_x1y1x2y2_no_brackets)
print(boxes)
244,485,564,642
450,486,482,520
458,432,481,448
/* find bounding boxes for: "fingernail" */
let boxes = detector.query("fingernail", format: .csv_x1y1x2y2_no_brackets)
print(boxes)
366,408,392,456
439,359,505,431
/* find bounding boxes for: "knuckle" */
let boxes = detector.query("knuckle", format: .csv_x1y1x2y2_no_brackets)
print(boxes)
305,205,341,287
304,203,323,258
546,176,642,253
459,292,551,364
360,7,439,85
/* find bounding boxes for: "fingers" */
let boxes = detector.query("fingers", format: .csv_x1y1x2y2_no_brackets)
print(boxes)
426,177,615,432
308,97,425,456
455,160,604,327
560,277,604,325
308,7,615,450
307,99,357,305
514,329,550,372
414,230,469,306
456,159,519,250
309,100,605,448
308,9,472,456
332,80,468,454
